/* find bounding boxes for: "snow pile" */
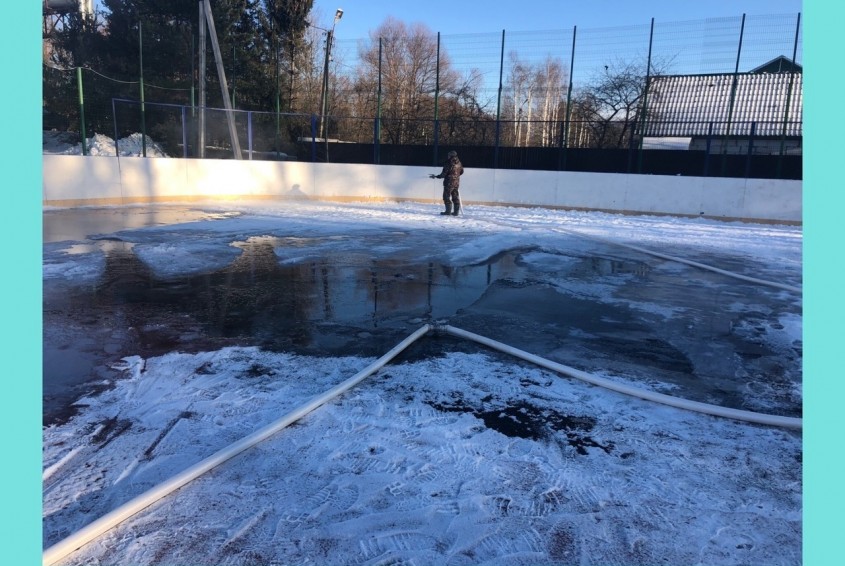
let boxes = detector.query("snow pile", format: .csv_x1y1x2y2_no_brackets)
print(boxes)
43,130,169,157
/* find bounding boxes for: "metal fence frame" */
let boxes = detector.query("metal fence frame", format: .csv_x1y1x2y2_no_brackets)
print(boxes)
43,12,803,179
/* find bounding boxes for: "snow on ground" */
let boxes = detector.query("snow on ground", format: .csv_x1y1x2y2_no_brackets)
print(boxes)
43,201,802,565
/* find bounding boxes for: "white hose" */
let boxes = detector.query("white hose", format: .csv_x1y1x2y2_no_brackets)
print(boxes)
45,320,800,564
43,324,432,566
551,226,802,294
475,216,801,294
441,324,802,430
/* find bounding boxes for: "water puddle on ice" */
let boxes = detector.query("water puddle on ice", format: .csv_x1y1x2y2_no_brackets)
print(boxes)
43,206,241,243
43,226,800,426
43,233,657,424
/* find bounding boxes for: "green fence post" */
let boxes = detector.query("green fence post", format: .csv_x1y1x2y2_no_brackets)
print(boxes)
494,30,505,169
231,44,236,108
76,67,87,156
139,22,147,157
433,32,440,167
777,12,801,179
271,1,279,158
275,62,281,159
637,18,655,174
374,37,382,164
721,14,745,176
561,26,576,171
112,98,119,156
182,105,188,158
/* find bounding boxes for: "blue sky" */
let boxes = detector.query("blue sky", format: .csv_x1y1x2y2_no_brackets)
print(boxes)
311,0,803,39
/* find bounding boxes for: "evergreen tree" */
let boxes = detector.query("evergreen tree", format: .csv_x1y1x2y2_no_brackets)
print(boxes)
44,0,315,154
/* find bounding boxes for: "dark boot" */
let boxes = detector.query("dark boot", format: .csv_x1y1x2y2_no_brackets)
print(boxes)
440,203,452,215
451,201,461,216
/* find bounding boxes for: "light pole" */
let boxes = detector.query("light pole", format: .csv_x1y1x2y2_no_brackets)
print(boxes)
318,9,343,144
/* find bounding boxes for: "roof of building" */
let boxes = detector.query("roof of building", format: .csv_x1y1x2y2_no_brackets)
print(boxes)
751,56,802,74
645,68,802,138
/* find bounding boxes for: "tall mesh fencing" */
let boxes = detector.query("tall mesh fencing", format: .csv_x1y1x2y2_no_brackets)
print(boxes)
43,12,802,178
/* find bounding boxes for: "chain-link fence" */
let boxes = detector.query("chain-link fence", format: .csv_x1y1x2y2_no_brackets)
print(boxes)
43,12,802,179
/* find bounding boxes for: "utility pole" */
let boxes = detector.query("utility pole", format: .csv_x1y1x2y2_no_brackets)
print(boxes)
318,9,343,147
197,0,242,159
198,1,206,157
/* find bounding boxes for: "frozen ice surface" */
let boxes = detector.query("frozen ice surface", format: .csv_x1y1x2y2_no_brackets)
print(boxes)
42,200,802,565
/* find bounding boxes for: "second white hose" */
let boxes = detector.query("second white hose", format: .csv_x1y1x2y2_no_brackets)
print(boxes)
442,324,802,430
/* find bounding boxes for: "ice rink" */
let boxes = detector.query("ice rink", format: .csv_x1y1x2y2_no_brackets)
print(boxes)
42,200,802,565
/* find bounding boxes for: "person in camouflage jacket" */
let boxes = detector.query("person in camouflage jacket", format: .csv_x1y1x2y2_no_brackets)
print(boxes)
430,150,464,216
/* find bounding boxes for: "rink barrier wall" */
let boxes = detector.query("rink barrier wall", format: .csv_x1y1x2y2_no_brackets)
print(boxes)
41,155,802,224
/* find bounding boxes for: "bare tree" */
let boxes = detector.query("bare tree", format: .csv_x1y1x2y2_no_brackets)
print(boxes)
355,17,461,145
506,52,534,147
574,57,669,149
438,68,494,145
537,56,565,147
503,53,568,147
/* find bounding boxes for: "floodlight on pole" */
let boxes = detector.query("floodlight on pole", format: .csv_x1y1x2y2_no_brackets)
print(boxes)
319,8,343,149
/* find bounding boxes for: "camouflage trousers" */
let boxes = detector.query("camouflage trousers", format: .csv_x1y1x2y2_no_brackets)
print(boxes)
443,187,461,209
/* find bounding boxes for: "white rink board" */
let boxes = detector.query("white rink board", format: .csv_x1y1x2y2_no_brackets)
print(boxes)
42,155,801,223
